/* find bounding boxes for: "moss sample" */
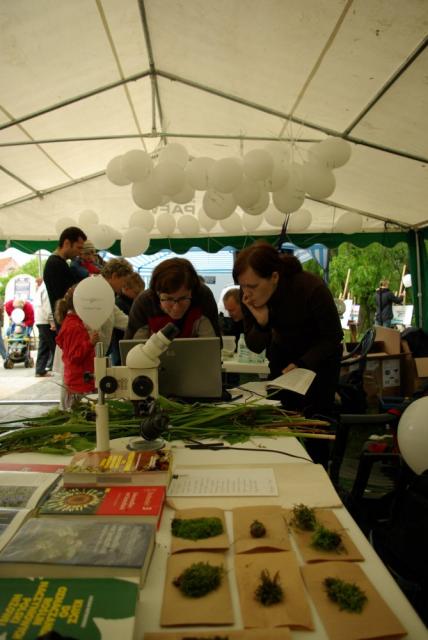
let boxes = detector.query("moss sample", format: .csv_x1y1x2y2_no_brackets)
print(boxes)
250,519,267,538
254,570,284,606
311,524,344,552
173,561,224,598
324,577,367,613
291,503,317,531
171,516,224,540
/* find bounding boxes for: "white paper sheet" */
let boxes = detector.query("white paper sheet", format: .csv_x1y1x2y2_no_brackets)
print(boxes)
167,466,278,497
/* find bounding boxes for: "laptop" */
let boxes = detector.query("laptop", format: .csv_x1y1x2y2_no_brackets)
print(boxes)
119,337,224,401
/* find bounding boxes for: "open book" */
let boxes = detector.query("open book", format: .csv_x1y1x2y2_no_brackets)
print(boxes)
241,368,316,397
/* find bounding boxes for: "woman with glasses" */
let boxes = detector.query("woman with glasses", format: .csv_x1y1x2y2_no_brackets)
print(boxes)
125,257,221,340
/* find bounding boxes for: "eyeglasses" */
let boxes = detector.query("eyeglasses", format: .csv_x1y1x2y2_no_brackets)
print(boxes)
159,296,192,306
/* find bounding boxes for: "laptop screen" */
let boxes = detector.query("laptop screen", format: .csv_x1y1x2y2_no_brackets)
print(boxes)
119,337,223,400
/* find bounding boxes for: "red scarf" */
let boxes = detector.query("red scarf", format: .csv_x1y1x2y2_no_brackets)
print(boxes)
148,306,203,337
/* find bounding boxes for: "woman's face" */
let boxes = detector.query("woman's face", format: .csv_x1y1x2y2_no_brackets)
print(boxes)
238,267,278,308
158,285,192,320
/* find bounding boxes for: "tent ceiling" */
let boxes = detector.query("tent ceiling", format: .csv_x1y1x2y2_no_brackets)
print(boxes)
0,0,427,245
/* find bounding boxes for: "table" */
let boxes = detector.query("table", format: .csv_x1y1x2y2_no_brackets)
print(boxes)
3,437,427,639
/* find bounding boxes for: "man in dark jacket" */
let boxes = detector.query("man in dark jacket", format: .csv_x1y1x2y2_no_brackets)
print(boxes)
375,279,403,327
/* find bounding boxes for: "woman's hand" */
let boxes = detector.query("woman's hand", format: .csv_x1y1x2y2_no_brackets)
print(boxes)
89,330,100,345
282,363,297,374
242,295,269,327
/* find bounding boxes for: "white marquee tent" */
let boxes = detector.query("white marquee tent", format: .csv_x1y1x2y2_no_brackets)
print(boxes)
1,0,428,323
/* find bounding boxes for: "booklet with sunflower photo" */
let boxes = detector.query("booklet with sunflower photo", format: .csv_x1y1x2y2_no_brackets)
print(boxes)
37,485,166,528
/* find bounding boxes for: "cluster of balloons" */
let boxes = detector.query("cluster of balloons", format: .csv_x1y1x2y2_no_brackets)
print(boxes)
105,137,354,248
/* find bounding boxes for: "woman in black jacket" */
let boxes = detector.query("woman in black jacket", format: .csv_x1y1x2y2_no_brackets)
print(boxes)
375,279,403,327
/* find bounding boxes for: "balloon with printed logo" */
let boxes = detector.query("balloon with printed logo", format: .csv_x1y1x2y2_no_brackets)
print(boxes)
243,148,274,181
74,275,115,330
129,210,155,233
121,227,150,257
203,190,236,220
121,149,153,182
132,177,163,210
209,158,243,193
152,161,186,196
106,156,131,186
156,212,176,235
186,157,216,190
158,143,189,167
177,215,200,236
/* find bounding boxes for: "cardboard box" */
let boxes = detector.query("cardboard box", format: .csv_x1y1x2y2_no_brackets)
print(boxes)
341,326,404,404
400,339,428,395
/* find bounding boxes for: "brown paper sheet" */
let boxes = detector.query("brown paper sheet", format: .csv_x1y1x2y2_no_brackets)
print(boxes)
286,508,364,563
170,507,229,554
144,629,291,640
301,561,407,640
167,463,342,510
234,551,314,630
232,505,290,554
160,551,234,627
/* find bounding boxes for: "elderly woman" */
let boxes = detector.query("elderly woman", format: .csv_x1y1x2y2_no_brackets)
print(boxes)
125,257,221,340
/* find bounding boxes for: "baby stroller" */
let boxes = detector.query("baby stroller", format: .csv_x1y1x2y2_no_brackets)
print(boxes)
4,323,34,369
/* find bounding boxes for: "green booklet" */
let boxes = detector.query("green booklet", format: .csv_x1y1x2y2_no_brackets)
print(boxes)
0,576,139,639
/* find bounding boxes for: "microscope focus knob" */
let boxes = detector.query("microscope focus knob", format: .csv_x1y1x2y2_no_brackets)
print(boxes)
132,375,154,398
99,375,118,394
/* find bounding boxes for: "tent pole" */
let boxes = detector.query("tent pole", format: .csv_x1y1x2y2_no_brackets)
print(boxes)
415,230,423,328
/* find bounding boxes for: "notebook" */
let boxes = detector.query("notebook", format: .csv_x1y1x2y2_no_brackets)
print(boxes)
119,337,224,401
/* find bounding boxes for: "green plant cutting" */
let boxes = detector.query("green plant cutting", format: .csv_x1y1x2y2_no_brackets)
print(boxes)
173,562,224,598
171,517,224,540
0,397,331,456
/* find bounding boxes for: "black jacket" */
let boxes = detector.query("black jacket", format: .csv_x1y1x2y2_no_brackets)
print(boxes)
375,288,402,323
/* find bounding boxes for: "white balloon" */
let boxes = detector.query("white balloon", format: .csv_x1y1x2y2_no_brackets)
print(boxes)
121,227,150,257
302,162,336,199
74,275,115,330
106,156,131,186
264,206,286,227
203,190,236,220
197,207,217,231
186,157,215,190
121,149,153,182
132,178,163,210
209,158,243,193
220,212,243,234
263,141,290,165
243,149,274,181
158,143,189,167
272,185,304,214
309,136,352,169
242,189,270,216
242,212,263,232
334,212,363,234
233,178,261,209
287,209,312,232
262,162,289,192
177,214,200,236
78,210,99,227
152,161,185,196
11,308,25,323
170,182,195,204
397,397,428,474
156,212,176,235
129,210,155,232
55,217,76,235
85,223,117,250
